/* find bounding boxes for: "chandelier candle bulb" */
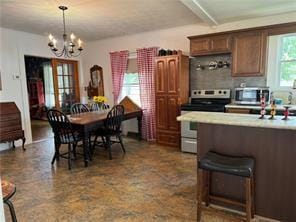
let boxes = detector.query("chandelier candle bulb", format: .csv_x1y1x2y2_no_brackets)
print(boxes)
70,33,75,41
52,39,57,48
48,34,53,41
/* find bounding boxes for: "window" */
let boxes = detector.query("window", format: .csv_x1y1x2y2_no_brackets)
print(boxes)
278,34,296,87
119,73,141,107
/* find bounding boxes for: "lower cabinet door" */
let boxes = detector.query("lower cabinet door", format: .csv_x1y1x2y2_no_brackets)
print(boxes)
167,96,180,131
156,131,180,147
156,96,167,130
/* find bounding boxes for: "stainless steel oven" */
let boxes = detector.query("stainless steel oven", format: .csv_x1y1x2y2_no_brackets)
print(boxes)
181,110,198,153
180,89,231,154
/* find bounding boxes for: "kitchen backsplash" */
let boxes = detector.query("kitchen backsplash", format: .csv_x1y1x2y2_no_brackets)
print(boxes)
189,54,266,91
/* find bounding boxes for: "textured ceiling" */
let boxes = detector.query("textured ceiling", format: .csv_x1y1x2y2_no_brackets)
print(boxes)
0,0,295,42
0,0,202,41
196,0,296,24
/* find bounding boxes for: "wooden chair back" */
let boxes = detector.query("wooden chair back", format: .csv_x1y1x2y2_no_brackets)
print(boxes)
105,105,124,132
47,109,76,144
70,103,90,114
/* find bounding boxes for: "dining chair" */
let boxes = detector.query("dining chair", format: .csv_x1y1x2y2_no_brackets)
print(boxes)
94,105,125,159
89,103,110,112
70,103,90,114
47,109,83,170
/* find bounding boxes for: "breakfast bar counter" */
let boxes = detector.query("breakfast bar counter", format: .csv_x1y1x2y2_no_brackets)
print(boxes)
178,112,296,221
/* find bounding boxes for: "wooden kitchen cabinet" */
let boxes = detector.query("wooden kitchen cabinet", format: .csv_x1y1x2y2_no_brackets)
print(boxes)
190,34,232,56
155,51,189,147
232,31,267,76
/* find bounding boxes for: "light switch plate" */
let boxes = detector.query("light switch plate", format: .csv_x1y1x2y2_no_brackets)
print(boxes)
13,74,20,80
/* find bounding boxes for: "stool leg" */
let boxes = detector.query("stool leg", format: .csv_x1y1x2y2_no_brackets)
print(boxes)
246,178,252,222
205,170,211,207
197,169,203,222
5,200,17,222
251,176,255,218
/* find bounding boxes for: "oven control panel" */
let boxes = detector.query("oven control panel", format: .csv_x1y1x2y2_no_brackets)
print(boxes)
191,89,231,99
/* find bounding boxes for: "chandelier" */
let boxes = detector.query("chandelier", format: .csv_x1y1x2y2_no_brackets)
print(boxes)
48,6,83,58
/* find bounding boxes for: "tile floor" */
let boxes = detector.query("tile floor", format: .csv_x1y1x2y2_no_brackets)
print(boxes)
1,138,266,221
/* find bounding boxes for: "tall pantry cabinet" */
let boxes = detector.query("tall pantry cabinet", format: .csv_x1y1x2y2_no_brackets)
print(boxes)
155,51,189,147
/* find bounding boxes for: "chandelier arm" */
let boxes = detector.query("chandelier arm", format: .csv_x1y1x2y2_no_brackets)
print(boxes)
69,50,82,57
53,46,66,57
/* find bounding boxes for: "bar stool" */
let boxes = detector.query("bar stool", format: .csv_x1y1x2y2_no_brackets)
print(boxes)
197,151,255,222
2,180,17,222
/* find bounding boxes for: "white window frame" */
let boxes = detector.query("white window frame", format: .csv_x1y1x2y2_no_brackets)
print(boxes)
119,72,141,107
275,33,296,90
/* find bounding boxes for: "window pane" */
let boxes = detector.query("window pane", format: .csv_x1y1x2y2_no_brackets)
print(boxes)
280,61,296,87
64,75,69,88
119,73,141,106
63,64,69,75
281,35,296,60
58,75,63,88
124,73,139,84
57,65,63,75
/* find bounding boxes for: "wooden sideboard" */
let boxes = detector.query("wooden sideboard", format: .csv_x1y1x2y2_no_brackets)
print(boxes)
0,102,26,150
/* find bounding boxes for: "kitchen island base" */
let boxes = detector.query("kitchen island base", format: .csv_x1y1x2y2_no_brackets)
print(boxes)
197,123,296,222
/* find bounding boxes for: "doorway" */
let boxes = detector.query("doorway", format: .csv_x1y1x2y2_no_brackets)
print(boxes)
24,56,80,142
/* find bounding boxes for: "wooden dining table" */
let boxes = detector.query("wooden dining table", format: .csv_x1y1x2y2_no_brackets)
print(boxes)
68,109,143,167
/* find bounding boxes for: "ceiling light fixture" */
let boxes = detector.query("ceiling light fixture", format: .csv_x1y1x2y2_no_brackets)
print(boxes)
48,6,83,58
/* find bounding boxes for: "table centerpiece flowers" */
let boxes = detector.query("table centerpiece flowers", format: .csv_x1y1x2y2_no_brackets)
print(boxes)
92,96,108,109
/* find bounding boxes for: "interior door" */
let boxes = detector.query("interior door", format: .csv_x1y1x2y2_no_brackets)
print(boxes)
52,59,80,113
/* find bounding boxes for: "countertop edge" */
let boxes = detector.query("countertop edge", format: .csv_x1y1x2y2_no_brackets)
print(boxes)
177,112,296,131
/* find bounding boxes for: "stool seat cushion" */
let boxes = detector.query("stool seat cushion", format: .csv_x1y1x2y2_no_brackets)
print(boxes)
1,180,16,202
199,151,254,177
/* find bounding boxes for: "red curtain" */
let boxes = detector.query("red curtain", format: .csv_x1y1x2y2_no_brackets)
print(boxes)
137,47,158,141
110,50,129,104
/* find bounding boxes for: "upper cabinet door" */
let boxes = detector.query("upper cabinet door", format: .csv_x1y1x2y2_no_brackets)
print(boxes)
210,35,232,52
167,57,179,95
190,35,232,56
190,38,210,55
232,31,267,76
155,58,167,94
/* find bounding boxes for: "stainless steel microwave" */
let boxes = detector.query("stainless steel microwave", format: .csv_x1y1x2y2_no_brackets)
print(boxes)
234,87,270,105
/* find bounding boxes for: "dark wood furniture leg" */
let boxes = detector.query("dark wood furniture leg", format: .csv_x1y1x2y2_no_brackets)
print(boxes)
197,169,203,222
137,115,142,141
22,137,26,150
52,138,60,164
251,176,255,218
4,199,17,222
12,141,15,148
118,135,126,154
68,143,72,170
205,170,210,207
246,178,252,222
82,130,90,167
106,136,112,160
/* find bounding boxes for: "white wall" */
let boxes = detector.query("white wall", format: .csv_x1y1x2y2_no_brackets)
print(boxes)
82,12,296,133
0,28,85,150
